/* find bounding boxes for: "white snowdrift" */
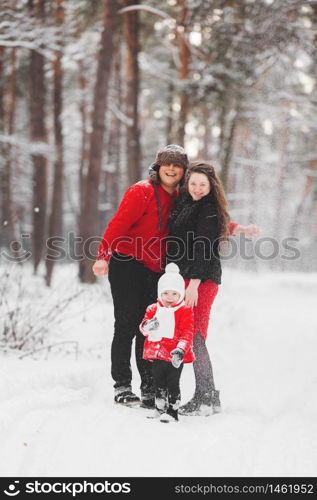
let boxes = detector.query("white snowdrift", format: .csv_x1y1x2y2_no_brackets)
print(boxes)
0,266,316,477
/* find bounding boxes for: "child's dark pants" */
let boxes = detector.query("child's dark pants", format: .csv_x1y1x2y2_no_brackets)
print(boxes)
152,359,184,419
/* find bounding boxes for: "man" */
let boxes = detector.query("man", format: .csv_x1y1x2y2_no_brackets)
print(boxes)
92,145,188,408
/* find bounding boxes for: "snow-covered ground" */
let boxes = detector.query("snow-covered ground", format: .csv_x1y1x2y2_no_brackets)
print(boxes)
0,265,316,477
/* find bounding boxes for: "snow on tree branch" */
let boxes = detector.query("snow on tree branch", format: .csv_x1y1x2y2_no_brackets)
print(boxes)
117,4,172,20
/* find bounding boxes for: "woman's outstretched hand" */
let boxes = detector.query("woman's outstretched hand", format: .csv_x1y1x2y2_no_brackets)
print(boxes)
92,260,109,276
233,224,260,238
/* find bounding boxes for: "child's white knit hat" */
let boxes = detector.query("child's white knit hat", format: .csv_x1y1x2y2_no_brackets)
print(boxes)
157,263,185,301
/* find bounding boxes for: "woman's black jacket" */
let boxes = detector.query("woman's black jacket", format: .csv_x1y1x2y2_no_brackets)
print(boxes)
167,191,222,284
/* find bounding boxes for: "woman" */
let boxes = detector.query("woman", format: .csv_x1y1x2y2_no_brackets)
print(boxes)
168,161,258,416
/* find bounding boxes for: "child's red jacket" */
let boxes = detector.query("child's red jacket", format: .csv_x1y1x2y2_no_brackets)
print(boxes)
140,300,195,363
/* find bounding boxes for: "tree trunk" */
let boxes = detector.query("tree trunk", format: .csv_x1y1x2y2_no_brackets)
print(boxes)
79,0,117,283
272,103,290,270
289,159,317,238
103,46,122,230
220,112,238,192
166,77,174,145
45,0,64,287
274,109,289,241
78,60,88,230
123,0,141,185
1,48,17,248
0,47,4,246
218,94,238,191
198,104,210,159
175,0,190,146
29,0,47,274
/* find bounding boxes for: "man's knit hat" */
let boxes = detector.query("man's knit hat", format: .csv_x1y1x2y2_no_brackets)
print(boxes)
155,144,189,170
157,263,185,302
148,144,188,183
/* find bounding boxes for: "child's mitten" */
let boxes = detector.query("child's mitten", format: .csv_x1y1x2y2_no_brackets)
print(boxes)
170,348,184,368
143,317,160,333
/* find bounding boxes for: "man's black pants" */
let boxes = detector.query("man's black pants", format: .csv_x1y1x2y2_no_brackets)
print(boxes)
108,253,161,394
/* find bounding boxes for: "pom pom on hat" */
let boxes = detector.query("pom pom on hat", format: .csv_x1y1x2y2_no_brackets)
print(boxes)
164,262,180,273
157,262,185,302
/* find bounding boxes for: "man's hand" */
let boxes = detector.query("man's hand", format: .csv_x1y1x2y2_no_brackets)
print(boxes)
233,224,260,238
92,260,109,276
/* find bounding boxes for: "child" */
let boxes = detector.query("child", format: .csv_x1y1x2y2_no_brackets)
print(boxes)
139,263,195,423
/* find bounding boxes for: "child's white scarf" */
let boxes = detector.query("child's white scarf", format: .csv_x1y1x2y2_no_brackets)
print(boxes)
148,300,185,342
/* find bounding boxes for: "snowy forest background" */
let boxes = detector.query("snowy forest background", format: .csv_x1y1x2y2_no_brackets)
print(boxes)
0,0,317,478
1,0,316,284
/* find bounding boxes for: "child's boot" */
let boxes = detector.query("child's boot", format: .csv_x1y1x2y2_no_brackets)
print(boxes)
148,391,167,419
147,408,163,419
160,406,178,423
160,393,180,423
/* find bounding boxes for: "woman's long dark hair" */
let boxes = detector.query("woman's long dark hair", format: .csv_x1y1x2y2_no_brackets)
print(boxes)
184,161,231,239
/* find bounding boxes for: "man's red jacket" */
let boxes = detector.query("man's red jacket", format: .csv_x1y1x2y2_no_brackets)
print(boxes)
97,180,176,272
